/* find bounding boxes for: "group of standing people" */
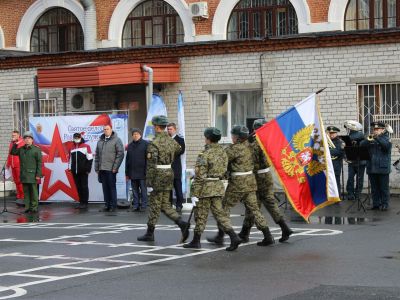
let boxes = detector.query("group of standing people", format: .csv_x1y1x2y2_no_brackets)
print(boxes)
328,121,392,211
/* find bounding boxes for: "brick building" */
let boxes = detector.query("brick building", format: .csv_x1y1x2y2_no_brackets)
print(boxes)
1,0,400,189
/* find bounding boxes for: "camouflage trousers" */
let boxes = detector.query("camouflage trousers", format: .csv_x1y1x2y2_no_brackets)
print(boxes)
243,174,283,228
194,196,233,235
147,190,180,227
221,191,267,230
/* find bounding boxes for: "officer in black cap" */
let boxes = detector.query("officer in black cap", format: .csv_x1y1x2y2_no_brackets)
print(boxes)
360,121,392,210
327,126,345,195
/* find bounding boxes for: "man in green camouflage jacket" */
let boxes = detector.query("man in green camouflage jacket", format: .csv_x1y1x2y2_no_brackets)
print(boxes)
10,131,42,213
183,127,241,251
137,115,189,242
239,119,293,243
207,125,275,246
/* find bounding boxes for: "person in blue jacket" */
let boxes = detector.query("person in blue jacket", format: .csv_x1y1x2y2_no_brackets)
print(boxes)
360,121,392,211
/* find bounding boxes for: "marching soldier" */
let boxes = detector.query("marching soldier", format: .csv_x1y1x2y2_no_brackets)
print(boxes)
10,131,42,213
137,115,190,242
207,125,275,247
183,127,241,251
327,126,345,194
239,119,293,243
360,121,392,211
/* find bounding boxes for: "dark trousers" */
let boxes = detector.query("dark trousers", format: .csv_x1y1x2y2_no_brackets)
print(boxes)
346,164,366,199
131,179,148,209
99,170,117,209
369,174,390,208
170,178,184,209
73,173,89,204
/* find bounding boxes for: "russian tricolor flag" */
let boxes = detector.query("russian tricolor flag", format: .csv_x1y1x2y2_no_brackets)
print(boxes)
255,93,340,221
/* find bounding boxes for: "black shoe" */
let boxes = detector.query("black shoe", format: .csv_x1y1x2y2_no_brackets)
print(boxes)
369,206,380,211
206,228,225,245
183,233,201,249
238,225,251,243
99,207,110,212
137,226,155,242
74,204,81,209
79,204,88,209
176,207,182,213
176,219,190,243
381,205,389,211
226,230,242,251
109,207,117,213
132,207,140,212
277,219,293,243
257,227,275,246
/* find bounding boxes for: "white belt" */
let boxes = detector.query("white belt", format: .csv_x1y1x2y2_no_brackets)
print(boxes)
205,178,220,181
257,168,270,174
231,171,253,176
156,165,171,169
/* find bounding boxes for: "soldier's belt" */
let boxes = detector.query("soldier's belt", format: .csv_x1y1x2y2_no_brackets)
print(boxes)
156,165,171,169
205,177,220,181
257,168,270,174
231,171,253,176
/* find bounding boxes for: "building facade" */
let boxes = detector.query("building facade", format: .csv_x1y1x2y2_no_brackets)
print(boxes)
1,0,400,189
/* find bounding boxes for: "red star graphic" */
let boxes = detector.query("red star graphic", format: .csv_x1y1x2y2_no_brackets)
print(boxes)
40,125,79,201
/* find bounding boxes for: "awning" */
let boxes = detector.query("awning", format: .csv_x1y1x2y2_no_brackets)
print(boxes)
37,62,180,88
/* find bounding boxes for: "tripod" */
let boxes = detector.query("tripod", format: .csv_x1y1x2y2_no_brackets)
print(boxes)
0,164,21,216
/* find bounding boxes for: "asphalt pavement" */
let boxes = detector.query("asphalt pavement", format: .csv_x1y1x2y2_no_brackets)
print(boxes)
0,195,399,300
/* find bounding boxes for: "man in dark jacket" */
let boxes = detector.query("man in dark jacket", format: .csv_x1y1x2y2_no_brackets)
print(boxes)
167,122,185,212
327,126,345,195
95,124,124,212
360,121,392,210
125,128,149,211
67,133,93,209
10,131,42,213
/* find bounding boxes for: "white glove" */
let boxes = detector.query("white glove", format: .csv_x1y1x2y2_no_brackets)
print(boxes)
147,187,153,193
191,196,199,206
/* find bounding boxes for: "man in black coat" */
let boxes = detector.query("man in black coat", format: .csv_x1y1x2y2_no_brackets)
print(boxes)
167,123,185,212
125,128,149,211
327,126,345,196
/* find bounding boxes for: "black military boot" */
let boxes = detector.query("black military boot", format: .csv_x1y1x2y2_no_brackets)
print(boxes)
238,225,251,243
137,225,155,242
225,230,242,251
277,219,293,243
183,232,201,249
257,227,275,246
206,228,225,245
176,219,190,243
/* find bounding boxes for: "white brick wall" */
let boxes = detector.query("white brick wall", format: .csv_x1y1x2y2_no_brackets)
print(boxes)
2,42,400,189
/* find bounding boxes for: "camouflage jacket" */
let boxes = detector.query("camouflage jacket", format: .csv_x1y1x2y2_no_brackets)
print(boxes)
11,144,42,183
146,131,181,191
251,139,272,191
191,143,228,198
225,140,257,193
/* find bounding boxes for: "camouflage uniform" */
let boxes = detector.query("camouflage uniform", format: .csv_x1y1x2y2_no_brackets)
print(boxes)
146,131,182,227
222,140,268,230
191,143,233,234
242,137,283,229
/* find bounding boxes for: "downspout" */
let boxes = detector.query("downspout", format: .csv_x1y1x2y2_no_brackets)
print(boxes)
80,0,97,50
142,65,153,111
0,26,4,49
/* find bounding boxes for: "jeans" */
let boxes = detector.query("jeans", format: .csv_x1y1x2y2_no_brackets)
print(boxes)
131,179,148,209
99,170,117,209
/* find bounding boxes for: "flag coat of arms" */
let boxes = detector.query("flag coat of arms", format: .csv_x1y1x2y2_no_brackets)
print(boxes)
255,93,340,220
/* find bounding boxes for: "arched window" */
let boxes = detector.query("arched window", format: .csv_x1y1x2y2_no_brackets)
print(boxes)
345,0,399,30
122,0,184,47
30,8,84,53
227,0,298,40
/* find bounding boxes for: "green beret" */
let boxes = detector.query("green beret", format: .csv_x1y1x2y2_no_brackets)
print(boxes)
204,127,221,142
327,126,340,133
231,125,249,139
152,115,169,126
253,119,266,130
23,131,34,139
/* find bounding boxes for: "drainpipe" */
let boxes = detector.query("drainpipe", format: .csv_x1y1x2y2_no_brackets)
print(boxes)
80,0,97,50
142,65,153,111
